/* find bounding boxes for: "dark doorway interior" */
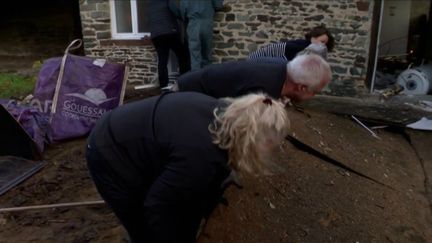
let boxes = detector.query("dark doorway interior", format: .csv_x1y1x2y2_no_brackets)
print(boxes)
0,1,83,72
372,0,432,95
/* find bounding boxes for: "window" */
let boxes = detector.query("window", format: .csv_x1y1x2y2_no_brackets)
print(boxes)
109,0,150,39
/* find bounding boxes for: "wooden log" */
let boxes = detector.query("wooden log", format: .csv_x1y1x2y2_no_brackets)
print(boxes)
299,94,432,126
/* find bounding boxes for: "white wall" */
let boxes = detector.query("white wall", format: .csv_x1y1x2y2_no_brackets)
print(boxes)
379,0,412,56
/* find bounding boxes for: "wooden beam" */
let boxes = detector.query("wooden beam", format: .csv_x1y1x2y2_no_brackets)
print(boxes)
299,94,432,126
0,200,105,213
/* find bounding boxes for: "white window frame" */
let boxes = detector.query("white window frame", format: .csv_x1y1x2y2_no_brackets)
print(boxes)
109,0,151,40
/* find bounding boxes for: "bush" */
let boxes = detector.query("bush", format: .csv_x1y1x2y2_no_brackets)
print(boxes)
0,73,36,99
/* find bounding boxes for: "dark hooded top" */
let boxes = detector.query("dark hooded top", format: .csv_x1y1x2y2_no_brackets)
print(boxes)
177,60,287,99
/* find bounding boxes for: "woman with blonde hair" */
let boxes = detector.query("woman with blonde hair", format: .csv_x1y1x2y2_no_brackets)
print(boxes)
86,91,289,242
211,93,289,173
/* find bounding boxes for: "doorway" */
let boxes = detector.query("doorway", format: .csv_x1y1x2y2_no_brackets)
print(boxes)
371,0,432,95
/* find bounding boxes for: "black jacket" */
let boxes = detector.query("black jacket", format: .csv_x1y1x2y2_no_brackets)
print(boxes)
88,92,230,242
177,60,286,99
148,0,180,38
90,92,229,191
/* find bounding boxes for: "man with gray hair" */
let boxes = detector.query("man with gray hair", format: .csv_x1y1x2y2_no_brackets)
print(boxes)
175,53,331,102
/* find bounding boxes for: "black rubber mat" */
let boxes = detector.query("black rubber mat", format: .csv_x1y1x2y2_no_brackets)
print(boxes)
0,156,45,196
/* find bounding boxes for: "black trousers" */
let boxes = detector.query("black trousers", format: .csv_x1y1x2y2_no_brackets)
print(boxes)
152,33,190,88
86,141,200,243
86,142,145,242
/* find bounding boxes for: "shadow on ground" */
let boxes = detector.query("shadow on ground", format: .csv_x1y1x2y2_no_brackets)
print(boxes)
198,107,432,243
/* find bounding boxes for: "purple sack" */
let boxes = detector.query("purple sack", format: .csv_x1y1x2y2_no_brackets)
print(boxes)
0,99,50,154
32,40,128,142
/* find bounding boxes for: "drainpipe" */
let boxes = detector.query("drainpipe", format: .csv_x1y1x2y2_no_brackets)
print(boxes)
370,0,385,93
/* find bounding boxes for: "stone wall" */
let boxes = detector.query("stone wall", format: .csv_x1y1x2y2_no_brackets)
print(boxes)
214,0,375,96
79,0,158,84
79,0,375,96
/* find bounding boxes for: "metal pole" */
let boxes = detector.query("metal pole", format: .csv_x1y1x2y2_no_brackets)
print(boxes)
0,200,105,213
370,0,385,93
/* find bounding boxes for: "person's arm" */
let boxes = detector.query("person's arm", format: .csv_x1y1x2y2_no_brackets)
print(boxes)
284,41,309,60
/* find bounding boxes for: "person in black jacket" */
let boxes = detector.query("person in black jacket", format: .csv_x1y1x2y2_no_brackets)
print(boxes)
148,0,190,89
175,54,332,102
86,92,289,243
248,25,334,62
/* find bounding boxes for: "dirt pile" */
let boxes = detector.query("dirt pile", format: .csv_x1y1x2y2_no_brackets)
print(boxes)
0,107,431,243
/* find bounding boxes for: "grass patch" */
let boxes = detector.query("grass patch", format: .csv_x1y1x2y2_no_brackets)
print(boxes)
0,73,36,99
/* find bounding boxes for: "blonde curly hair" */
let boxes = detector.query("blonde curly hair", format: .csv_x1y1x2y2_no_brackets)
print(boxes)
209,93,290,174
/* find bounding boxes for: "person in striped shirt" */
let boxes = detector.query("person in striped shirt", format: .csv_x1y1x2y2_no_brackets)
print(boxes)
248,25,334,63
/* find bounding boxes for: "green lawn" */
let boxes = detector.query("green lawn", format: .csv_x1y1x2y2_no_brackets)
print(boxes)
0,73,36,99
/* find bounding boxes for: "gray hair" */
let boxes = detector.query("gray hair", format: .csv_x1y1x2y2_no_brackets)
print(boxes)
209,93,290,174
286,53,332,92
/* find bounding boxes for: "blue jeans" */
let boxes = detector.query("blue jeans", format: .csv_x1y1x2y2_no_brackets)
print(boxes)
186,17,214,71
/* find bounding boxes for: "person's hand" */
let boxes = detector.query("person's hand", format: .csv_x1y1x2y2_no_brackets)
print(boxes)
221,170,242,190
280,97,292,107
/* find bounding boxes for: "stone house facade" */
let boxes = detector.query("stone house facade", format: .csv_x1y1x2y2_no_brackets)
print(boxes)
79,0,376,96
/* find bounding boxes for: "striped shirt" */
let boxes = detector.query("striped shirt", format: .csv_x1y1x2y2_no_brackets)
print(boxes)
248,39,310,61
248,42,288,60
